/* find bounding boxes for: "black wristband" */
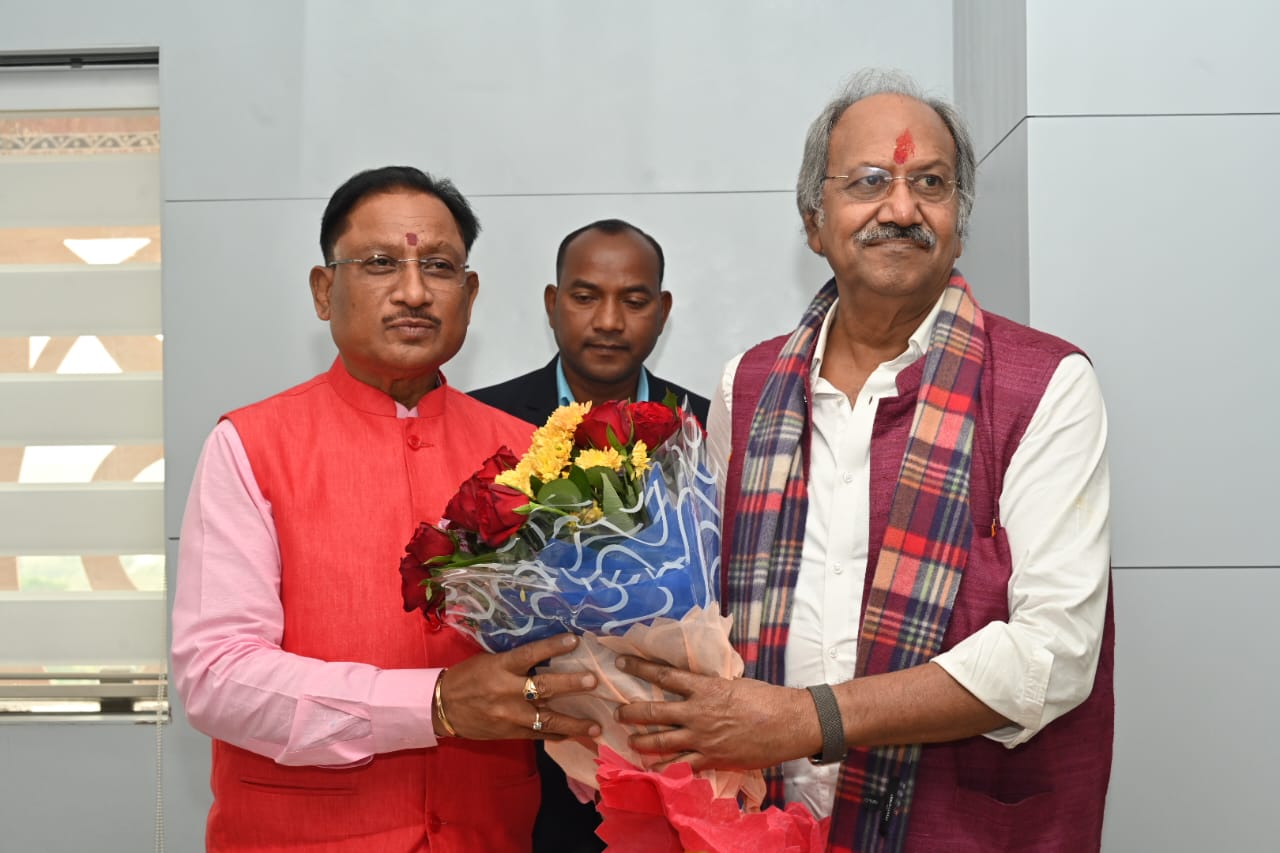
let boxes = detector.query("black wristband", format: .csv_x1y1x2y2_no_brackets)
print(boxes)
806,683,846,765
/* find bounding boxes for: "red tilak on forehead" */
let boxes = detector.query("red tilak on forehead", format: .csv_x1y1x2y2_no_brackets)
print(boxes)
893,129,915,165
405,232,418,246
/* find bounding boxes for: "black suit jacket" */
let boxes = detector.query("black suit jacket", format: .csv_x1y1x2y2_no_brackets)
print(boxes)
467,358,709,852
470,358,710,427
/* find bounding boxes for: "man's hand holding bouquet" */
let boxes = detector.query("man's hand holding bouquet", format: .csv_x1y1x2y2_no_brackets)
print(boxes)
399,397,828,851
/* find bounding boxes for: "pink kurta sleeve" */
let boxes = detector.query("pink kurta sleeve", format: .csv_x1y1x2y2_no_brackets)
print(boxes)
171,419,442,766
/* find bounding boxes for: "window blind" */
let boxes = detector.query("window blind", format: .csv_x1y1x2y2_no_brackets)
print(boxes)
0,62,165,719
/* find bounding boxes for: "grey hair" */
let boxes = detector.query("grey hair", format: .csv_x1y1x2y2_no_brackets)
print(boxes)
796,68,977,238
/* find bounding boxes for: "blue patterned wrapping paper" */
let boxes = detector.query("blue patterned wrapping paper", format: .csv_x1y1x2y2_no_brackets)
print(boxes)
436,416,721,654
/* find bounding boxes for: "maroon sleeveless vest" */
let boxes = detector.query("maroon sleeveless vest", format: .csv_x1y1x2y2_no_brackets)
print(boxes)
724,313,1114,853
211,360,538,852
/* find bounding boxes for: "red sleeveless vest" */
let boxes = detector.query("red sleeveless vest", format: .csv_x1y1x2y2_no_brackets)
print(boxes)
724,312,1115,852
212,360,538,852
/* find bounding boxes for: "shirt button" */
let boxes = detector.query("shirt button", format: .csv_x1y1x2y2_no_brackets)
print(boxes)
842,471,853,484
407,434,422,450
828,648,838,660
833,561,843,575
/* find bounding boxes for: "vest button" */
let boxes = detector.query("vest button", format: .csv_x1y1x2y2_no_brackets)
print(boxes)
407,434,422,450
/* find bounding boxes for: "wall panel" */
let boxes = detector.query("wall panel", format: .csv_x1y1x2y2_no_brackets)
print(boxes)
953,0,1027,158
161,0,952,201
1027,1,1280,116
955,119,1028,322
1105,567,1280,852
1028,114,1280,568
0,723,159,853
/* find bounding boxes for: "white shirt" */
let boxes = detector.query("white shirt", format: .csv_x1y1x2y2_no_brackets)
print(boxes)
705,296,1111,818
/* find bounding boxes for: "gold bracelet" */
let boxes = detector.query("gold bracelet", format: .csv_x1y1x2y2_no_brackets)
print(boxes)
434,669,458,738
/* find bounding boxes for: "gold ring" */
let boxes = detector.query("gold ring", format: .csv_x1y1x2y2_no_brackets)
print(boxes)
532,710,544,732
522,677,540,703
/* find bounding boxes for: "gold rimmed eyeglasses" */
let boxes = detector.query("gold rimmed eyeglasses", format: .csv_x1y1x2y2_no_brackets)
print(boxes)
327,254,470,287
823,166,958,204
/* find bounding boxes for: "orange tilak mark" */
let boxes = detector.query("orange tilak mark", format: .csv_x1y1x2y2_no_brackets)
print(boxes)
405,232,418,246
893,129,915,164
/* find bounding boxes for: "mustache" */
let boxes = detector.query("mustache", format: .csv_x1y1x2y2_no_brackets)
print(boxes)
854,223,936,249
584,338,629,349
385,309,440,325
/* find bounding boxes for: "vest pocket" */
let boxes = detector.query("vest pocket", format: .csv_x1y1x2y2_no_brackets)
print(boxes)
949,784,1056,851
237,776,357,796
489,766,539,789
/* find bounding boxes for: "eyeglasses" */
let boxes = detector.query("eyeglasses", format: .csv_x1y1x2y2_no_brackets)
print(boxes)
327,254,470,287
823,166,958,205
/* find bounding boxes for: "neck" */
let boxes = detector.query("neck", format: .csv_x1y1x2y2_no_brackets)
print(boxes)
832,281,945,371
340,355,440,409
387,374,439,409
565,372,640,406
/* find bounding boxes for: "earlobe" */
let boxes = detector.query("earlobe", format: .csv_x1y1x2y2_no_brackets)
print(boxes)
309,266,332,321
659,291,673,328
803,211,825,256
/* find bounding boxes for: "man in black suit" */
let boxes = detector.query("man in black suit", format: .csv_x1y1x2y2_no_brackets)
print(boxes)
470,219,708,853
471,218,710,428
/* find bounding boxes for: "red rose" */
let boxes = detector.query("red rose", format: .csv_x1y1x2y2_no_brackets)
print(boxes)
629,401,681,449
575,400,633,449
405,521,455,564
474,446,521,482
399,552,445,616
399,522,454,615
446,479,529,547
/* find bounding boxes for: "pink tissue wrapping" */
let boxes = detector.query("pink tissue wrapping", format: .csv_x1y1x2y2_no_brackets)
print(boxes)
539,605,765,809
593,745,830,853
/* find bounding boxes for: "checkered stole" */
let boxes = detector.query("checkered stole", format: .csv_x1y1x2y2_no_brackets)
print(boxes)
727,274,986,853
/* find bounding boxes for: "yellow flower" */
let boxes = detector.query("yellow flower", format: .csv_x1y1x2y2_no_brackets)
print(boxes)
544,401,590,435
630,440,650,475
494,467,530,495
497,402,592,497
574,447,625,472
577,505,604,525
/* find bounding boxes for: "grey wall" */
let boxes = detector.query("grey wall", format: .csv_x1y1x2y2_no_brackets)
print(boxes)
956,2,1279,851
2,2,952,850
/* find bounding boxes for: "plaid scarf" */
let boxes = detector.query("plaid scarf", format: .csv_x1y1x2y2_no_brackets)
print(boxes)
727,273,986,853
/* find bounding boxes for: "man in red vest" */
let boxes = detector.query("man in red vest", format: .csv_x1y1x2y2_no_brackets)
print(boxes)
172,166,600,852
614,70,1114,852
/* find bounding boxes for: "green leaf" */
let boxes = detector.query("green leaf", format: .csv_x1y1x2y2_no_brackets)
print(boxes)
599,474,638,531
567,464,592,496
606,426,628,455
603,467,626,496
582,465,625,498
536,477,587,508
581,465,604,491
599,474,623,516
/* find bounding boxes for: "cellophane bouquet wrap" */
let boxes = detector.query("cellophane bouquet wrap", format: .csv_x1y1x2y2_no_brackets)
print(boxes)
399,398,827,848
429,401,716,653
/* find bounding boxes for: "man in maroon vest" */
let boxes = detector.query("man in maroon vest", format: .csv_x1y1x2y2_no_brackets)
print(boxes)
172,166,601,852
614,70,1114,852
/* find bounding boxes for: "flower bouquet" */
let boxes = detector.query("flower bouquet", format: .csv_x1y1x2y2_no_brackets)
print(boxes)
400,399,718,654
398,397,827,848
